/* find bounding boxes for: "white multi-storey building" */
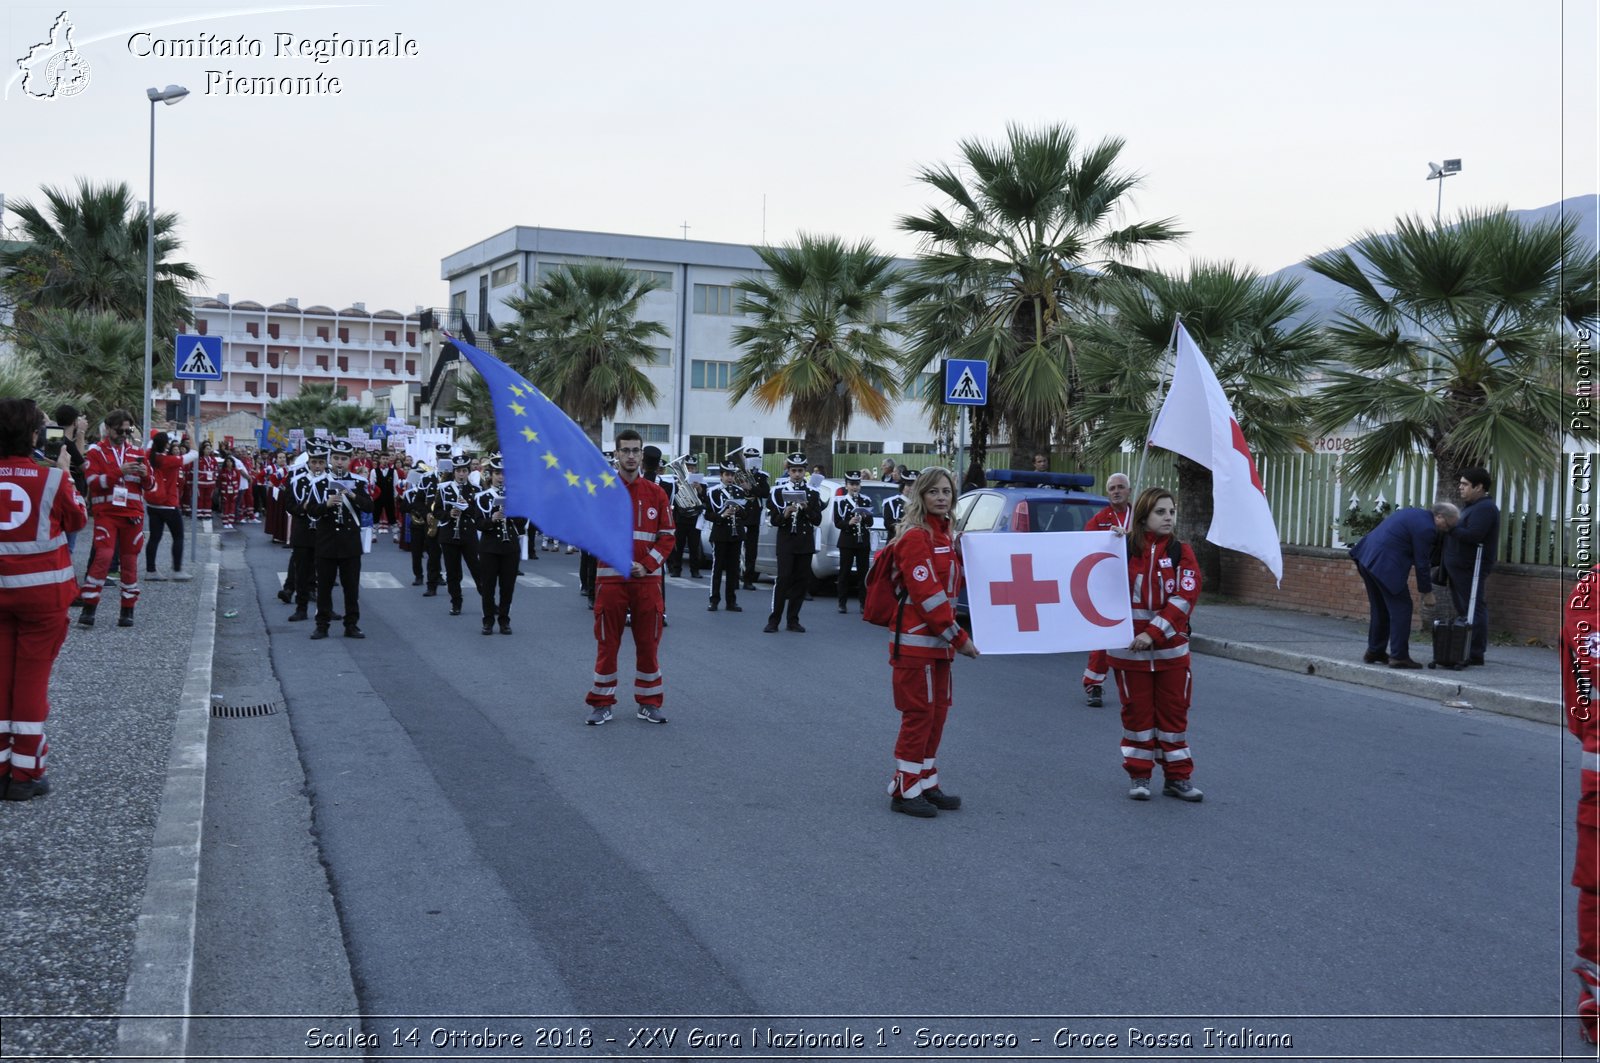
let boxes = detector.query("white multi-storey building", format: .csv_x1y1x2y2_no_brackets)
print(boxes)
183,295,424,424
439,228,943,465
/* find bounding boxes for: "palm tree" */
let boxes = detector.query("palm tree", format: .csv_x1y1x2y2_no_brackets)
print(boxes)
267,383,374,435
1069,261,1328,585
449,366,498,453
0,351,64,410
895,123,1185,469
0,179,204,373
1308,208,1598,496
493,262,665,444
12,308,147,416
728,234,902,473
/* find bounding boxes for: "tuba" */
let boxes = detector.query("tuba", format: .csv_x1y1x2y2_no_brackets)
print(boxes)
722,446,755,493
663,455,704,512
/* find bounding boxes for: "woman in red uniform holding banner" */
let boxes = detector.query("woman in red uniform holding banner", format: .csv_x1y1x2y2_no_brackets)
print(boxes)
1107,487,1203,802
885,466,979,819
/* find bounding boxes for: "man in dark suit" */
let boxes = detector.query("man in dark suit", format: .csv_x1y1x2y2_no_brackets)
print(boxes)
1442,466,1500,666
1349,503,1460,667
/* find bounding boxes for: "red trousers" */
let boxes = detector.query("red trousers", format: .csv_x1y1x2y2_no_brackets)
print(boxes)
889,657,952,798
198,485,215,512
1082,649,1109,688
0,609,69,782
1575,776,1600,1036
82,514,145,607
1112,665,1193,779
587,579,664,708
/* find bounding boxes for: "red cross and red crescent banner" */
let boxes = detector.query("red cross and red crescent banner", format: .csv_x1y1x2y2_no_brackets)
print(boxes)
961,531,1133,655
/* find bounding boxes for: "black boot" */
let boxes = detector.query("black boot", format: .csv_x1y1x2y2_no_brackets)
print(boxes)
288,609,308,622
310,626,329,640
118,607,135,627
78,603,97,627
482,619,495,635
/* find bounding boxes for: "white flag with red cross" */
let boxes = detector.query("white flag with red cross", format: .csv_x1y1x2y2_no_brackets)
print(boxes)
960,531,1133,655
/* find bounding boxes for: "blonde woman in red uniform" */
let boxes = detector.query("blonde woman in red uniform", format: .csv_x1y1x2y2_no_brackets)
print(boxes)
885,466,979,818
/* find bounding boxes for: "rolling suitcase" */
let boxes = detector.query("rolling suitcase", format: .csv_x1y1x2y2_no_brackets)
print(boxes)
1430,544,1481,671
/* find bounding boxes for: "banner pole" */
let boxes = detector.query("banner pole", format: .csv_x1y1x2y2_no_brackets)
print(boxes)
1134,315,1184,493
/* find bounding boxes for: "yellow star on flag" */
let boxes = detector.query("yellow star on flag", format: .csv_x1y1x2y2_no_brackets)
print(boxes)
600,471,617,488
508,384,526,397
520,426,537,443
585,479,597,495
564,470,580,487
542,451,560,468
508,401,527,417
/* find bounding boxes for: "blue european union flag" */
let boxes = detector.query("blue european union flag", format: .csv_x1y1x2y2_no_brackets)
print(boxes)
449,339,633,574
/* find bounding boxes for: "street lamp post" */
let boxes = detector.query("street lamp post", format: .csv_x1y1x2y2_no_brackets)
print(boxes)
1425,158,1462,225
143,84,189,444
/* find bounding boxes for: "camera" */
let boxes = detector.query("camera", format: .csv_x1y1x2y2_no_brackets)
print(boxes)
39,422,66,462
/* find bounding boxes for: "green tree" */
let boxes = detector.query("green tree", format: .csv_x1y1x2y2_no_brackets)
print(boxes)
0,179,203,378
11,308,148,417
0,351,65,410
1069,261,1328,584
267,383,374,435
1308,208,1598,496
895,123,1185,469
728,234,902,474
449,366,499,453
493,262,665,444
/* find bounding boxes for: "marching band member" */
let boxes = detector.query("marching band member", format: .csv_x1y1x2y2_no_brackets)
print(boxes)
1080,471,1133,707
763,453,822,633
434,454,483,615
281,444,327,620
881,468,912,541
373,451,399,534
666,455,707,578
1108,487,1203,802
739,447,769,590
704,463,745,612
833,471,874,613
409,445,448,594
472,455,526,635
78,410,152,628
885,466,978,818
306,439,371,639
585,429,675,726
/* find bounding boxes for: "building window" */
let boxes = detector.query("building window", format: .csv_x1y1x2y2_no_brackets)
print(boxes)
866,300,894,324
316,356,329,370
245,381,258,397
612,422,670,444
688,435,740,466
405,360,416,375
337,357,349,372
196,319,208,335
630,268,673,292
267,351,280,369
837,440,884,454
315,326,329,341
690,359,733,390
536,262,571,284
763,437,803,456
384,358,396,373
267,323,280,340
635,346,671,367
490,263,519,288
914,373,939,400
335,386,348,400
406,330,416,347
246,321,259,337
693,284,742,315
337,327,349,344
267,382,280,398
901,442,937,455
244,350,259,367
384,330,396,344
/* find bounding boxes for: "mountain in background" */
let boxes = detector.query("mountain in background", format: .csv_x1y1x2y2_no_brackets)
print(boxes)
1267,193,1598,328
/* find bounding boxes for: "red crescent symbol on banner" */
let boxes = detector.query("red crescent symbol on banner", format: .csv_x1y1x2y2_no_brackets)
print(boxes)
1070,551,1122,627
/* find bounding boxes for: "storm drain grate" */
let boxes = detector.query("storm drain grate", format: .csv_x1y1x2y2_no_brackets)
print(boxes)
210,701,283,719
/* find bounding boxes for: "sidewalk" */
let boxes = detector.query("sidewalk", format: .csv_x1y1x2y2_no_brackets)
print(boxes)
1191,599,1560,725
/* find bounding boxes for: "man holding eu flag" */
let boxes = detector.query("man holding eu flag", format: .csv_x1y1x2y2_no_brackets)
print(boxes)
586,429,675,725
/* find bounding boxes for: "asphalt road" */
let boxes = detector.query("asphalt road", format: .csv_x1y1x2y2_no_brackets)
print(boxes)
189,530,1581,1061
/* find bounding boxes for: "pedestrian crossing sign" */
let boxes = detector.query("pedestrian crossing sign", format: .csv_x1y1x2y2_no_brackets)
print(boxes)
175,335,223,380
943,358,987,406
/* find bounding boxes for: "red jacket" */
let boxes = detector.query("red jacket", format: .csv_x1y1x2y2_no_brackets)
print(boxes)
597,475,676,581
195,454,218,486
83,439,153,517
0,460,86,612
888,515,971,660
1085,503,1131,533
1107,533,1199,672
147,452,185,508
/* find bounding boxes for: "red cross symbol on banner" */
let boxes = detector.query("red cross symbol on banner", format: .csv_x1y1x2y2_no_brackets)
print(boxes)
990,552,1060,632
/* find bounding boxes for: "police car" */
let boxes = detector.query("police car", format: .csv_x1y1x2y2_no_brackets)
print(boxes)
952,470,1110,613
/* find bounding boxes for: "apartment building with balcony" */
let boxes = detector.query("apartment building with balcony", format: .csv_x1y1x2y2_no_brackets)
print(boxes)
183,295,425,422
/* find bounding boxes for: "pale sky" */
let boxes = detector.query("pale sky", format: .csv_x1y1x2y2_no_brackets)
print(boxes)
2,0,1595,314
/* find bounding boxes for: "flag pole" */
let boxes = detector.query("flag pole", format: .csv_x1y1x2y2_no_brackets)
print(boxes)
1134,314,1183,493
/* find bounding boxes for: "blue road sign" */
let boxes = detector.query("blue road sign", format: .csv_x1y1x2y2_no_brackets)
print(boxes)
943,358,988,406
174,335,223,380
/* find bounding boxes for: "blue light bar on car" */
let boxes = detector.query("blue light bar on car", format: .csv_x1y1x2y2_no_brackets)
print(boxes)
986,469,1096,489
